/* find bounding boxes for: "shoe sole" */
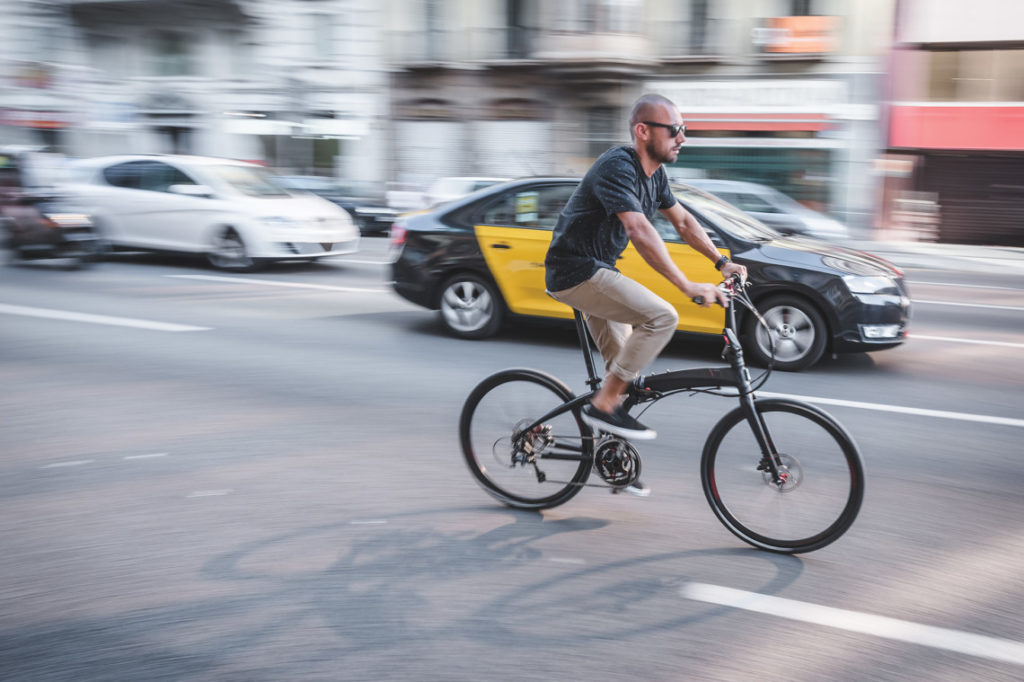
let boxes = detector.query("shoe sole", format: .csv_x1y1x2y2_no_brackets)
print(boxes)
580,412,657,440
625,485,651,497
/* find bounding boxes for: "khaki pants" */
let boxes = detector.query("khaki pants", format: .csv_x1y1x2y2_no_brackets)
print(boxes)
549,268,678,383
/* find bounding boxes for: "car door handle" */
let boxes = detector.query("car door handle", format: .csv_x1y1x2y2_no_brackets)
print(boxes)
490,243,511,249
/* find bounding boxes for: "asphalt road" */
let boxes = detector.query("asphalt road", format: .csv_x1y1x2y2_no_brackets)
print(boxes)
1,239,1022,681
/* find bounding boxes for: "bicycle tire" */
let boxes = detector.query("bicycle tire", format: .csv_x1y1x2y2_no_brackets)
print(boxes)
701,398,864,553
460,368,593,510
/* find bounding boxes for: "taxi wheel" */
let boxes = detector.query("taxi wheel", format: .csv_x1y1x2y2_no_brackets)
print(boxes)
438,273,504,339
744,294,826,371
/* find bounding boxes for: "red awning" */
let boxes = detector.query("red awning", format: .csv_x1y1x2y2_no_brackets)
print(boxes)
890,104,1024,151
681,112,833,132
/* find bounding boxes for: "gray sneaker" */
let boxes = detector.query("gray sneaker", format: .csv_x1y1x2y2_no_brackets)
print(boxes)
581,404,657,440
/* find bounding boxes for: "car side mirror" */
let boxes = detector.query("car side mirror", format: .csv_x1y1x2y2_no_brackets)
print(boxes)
168,184,214,198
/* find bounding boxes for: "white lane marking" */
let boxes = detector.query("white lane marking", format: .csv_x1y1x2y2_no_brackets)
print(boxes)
42,460,95,468
681,582,1024,666
187,489,233,498
166,274,388,294
123,453,168,460
0,303,211,332
548,557,586,565
759,392,1024,428
912,299,1024,311
912,334,1024,348
912,281,1022,292
349,519,388,525
337,259,391,266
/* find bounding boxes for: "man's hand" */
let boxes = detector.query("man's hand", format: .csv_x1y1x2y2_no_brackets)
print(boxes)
721,261,747,282
689,282,727,307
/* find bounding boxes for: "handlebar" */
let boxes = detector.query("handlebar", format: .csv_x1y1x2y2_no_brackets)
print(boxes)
692,273,746,307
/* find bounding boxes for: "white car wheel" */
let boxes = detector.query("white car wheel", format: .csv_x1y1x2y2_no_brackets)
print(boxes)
207,228,258,271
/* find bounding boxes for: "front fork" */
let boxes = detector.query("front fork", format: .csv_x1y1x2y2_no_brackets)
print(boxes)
725,328,788,487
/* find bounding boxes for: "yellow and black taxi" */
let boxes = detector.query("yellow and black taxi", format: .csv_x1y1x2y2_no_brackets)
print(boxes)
391,178,910,371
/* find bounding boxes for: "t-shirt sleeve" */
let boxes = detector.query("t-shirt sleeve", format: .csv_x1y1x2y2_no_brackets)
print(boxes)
592,155,644,215
656,168,678,210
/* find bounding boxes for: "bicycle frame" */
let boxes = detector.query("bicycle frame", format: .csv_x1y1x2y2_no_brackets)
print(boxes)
514,285,789,485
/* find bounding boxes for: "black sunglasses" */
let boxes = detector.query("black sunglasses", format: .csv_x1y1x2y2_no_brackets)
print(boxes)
643,121,686,137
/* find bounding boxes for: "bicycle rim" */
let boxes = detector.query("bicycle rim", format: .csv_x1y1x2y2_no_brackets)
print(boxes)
701,399,864,553
460,369,592,509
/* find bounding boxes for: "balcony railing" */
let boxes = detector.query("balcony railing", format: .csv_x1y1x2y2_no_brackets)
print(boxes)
389,28,534,64
390,21,726,66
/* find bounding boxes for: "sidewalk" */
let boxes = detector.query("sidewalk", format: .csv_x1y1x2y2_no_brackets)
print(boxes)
840,237,1024,274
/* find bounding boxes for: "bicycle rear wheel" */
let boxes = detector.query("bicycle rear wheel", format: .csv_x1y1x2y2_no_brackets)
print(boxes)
701,398,864,553
460,369,593,510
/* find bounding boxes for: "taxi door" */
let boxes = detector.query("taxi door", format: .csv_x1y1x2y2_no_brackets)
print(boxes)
616,212,727,334
474,183,578,320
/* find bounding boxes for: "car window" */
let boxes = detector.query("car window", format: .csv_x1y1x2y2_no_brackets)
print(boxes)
650,210,724,247
675,188,778,241
727,192,780,214
138,162,197,193
481,184,576,230
204,165,290,197
102,161,146,189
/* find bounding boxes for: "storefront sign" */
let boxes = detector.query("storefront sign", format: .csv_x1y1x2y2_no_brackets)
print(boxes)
753,16,838,54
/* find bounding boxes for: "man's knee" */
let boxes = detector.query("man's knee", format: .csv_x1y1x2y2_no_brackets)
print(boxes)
646,302,678,334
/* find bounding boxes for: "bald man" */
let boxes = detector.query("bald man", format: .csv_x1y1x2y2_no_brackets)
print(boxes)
545,94,746,495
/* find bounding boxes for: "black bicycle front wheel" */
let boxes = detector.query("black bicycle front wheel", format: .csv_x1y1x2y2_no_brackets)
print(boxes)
701,398,864,553
460,369,593,510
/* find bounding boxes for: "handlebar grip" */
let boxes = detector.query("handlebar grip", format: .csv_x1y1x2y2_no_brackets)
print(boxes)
692,296,705,306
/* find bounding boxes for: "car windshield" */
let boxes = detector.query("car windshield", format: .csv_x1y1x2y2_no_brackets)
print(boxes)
674,186,780,241
280,176,346,194
206,165,291,197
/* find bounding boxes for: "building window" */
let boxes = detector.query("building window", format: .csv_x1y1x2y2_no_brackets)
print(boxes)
151,31,193,77
921,48,1024,102
557,0,641,34
791,0,814,15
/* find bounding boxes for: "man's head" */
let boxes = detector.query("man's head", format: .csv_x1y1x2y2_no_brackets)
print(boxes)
629,94,686,165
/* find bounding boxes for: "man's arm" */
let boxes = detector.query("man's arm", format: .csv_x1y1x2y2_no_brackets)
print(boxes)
659,202,747,280
618,210,724,306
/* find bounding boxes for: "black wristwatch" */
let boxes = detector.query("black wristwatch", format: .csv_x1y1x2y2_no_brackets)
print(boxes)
714,255,730,271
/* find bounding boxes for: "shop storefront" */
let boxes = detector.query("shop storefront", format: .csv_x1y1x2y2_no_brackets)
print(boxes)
646,79,874,223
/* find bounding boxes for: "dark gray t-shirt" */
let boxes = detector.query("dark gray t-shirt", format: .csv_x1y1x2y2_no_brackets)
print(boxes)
544,145,677,292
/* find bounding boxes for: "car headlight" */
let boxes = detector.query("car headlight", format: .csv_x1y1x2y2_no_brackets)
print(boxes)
842,275,899,295
44,212,92,228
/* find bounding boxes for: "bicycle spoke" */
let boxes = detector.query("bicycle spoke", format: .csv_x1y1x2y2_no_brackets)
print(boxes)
702,399,863,553
461,370,591,509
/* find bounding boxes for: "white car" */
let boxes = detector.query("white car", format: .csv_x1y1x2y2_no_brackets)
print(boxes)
423,176,508,208
684,179,850,241
68,155,360,270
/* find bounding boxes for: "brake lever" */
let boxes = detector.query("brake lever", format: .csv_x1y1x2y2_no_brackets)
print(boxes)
692,274,742,307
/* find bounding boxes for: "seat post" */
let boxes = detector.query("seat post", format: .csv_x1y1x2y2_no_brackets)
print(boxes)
573,309,602,391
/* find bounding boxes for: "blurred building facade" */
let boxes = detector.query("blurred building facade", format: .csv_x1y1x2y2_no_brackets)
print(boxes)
1,0,909,233
382,0,896,231
0,0,390,188
882,0,1024,246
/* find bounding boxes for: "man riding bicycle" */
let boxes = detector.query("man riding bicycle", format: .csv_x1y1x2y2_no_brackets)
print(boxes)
544,94,747,494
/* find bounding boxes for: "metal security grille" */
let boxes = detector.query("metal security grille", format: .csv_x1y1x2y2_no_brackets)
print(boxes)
919,153,1024,246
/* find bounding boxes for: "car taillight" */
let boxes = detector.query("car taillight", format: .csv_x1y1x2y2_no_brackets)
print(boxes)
390,223,407,247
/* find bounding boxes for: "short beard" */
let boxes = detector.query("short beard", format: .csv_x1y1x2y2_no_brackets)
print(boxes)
645,138,676,165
